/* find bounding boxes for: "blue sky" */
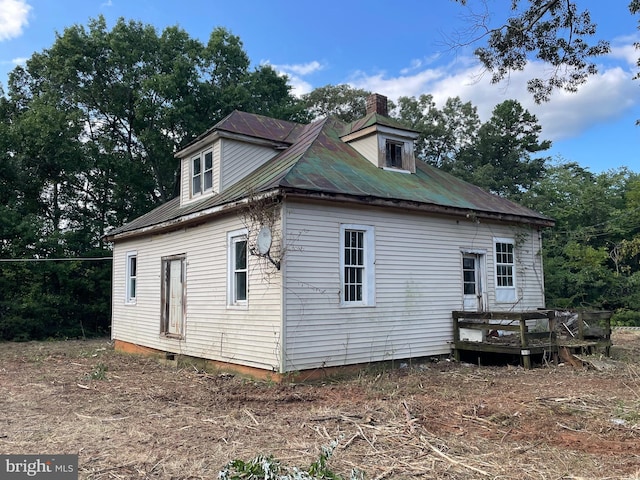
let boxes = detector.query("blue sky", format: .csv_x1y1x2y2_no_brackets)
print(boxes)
1,0,639,173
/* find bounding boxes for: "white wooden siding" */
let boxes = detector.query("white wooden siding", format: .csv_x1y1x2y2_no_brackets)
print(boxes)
345,134,378,168
282,200,545,371
221,139,278,190
179,141,221,205
111,214,283,370
179,156,190,206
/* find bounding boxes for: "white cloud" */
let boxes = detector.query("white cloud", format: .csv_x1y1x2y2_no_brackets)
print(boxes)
0,0,31,41
609,41,639,67
286,74,313,97
399,54,442,75
272,60,323,76
348,68,446,102
262,60,324,97
10,56,26,65
344,46,639,143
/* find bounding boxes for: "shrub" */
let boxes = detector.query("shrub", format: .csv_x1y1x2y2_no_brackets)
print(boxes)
611,309,640,327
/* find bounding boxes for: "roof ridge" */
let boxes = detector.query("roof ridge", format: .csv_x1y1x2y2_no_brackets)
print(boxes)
280,117,331,184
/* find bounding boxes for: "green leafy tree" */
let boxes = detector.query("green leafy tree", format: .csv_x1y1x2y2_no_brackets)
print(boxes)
396,95,480,169
452,0,612,102
301,84,373,122
522,163,640,312
451,99,551,199
0,17,303,340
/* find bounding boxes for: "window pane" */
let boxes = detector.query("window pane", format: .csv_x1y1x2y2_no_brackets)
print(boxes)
504,266,513,286
235,240,247,269
130,256,137,276
463,282,475,295
130,278,136,299
204,152,213,170
235,272,247,301
192,176,201,194
193,157,201,174
385,141,403,168
204,171,213,190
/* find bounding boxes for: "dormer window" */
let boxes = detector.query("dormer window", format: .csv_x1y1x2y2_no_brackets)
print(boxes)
192,150,213,196
385,141,403,169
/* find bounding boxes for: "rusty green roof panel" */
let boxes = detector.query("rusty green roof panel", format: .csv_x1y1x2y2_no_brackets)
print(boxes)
281,117,548,219
107,112,552,239
178,110,304,153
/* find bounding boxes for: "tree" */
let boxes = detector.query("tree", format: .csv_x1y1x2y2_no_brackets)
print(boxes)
452,0,613,102
301,84,373,122
11,17,304,223
0,17,304,340
452,99,550,199
396,95,480,169
522,163,640,312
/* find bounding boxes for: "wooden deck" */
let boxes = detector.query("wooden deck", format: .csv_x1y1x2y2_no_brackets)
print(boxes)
452,310,612,369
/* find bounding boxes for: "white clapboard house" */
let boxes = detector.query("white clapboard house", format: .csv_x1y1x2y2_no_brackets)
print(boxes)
105,94,554,379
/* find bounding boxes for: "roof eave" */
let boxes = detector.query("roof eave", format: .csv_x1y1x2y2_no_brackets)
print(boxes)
281,189,555,228
104,190,283,242
175,130,290,159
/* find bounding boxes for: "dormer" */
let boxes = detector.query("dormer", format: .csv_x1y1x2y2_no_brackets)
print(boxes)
175,134,221,206
341,94,419,174
175,111,303,206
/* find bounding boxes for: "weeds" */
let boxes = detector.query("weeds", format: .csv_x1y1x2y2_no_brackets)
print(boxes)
218,440,363,480
86,363,108,380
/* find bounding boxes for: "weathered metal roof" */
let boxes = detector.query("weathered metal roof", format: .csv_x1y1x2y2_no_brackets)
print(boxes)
177,111,304,155
106,113,553,240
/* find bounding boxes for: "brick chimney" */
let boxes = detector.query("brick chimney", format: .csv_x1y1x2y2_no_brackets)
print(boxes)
366,93,388,117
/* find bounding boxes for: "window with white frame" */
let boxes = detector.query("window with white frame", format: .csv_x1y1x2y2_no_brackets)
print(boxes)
494,238,516,302
228,229,248,306
340,224,375,306
191,150,213,197
385,140,403,169
125,251,137,304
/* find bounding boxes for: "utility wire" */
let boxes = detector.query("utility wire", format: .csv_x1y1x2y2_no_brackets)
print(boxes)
0,257,112,263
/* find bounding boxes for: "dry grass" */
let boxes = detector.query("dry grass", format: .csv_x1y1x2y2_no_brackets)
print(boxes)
1,331,640,479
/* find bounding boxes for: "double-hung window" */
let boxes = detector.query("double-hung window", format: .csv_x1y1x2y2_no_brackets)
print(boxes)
125,251,137,304
192,150,213,197
340,224,375,306
494,238,516,302
228,229,248,306
385,140,403,169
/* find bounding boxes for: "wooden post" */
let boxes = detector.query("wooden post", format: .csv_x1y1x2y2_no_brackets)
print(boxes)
452,312,461,361
577,312,584,340
520,317,531,369
546,310,558,365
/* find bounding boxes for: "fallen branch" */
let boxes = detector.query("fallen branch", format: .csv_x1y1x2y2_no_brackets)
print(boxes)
402,401,418,432
340,433,360,450
243,408,259,426
420,435,490,477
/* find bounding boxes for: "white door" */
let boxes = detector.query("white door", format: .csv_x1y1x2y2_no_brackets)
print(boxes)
168,259,183,335
462,254,484,312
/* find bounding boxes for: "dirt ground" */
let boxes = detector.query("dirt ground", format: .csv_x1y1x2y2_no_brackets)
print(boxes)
1,331,639,480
